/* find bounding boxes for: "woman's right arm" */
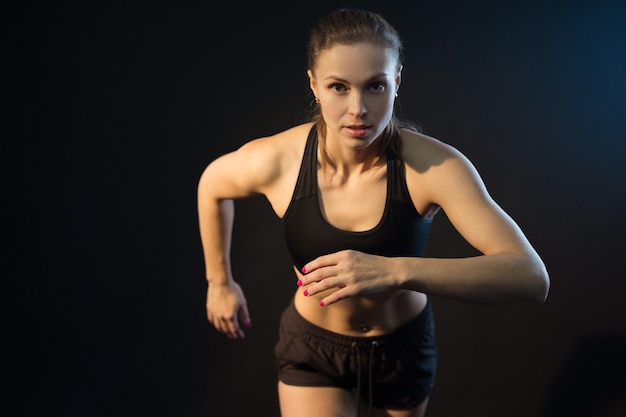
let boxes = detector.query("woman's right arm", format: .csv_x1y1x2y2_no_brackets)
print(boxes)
197,138,283,339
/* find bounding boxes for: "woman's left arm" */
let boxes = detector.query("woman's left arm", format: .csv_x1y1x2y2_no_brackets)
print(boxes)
300,139,549,306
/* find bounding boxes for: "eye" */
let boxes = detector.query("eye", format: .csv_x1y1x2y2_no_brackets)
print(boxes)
368,81,387,93
329,83,347,93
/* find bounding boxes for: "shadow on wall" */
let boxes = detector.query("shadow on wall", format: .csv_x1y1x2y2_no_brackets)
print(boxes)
540,334,626,417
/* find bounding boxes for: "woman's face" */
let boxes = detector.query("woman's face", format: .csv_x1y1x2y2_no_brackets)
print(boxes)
308,42,402,151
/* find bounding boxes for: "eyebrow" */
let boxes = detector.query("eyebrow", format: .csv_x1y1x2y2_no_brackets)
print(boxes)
323,73,389,82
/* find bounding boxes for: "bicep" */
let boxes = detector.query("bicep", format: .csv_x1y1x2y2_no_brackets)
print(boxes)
198,139,280,202
432,154,533,256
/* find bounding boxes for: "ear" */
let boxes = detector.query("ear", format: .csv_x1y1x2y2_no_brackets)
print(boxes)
395,65,403,93
307,69,318,98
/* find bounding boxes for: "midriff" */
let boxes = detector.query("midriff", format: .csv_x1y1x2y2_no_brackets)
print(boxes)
293,278,427,337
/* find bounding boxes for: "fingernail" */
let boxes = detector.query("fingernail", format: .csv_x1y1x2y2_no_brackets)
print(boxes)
245,320,252,328
303,289,308,296
319,301,325,307
301,266,307,273
297,280,302,286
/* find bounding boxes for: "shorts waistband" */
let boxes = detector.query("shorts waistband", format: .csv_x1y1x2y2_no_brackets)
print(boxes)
285,296,432,350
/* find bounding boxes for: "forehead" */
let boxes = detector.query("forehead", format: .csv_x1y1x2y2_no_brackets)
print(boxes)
312,42,399,78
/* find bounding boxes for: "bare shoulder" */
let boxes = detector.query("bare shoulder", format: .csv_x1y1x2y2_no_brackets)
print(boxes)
242,122,313,162
399,128,466,173
235,122,312,185
199,122,314,201
399,128,489,208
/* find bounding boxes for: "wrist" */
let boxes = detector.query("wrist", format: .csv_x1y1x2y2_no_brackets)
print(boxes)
207,279,233,287
206,273,234,288
395,257,421,291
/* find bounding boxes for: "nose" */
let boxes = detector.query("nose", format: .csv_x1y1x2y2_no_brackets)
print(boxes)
348,92,367,117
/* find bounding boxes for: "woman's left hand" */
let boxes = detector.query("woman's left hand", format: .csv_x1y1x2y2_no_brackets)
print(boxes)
299,250,399,306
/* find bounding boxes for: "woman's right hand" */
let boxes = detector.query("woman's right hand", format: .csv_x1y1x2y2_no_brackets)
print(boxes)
206,281,251,339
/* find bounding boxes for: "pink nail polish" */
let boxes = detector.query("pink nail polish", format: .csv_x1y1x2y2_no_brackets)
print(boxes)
245,320,252,328
319,301,325,307
297,280,302,286
303,289,308,296
301,266,307,273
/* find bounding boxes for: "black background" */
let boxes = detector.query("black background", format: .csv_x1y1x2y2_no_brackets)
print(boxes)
6,0,626,416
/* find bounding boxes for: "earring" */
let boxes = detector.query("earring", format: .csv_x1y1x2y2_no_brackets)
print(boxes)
314,96,320,104
395,92,399,98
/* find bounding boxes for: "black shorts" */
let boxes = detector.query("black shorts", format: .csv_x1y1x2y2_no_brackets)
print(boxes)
274,297,437,410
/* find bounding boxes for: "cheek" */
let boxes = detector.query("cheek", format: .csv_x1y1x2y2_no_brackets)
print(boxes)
320,101,344,121
368,95,394,116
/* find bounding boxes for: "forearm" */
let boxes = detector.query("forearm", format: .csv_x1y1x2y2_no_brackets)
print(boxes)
395,252,549,304
198,197,235,286
198,197,252,338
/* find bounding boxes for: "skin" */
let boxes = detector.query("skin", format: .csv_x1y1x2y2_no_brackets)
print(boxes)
197,41,549,417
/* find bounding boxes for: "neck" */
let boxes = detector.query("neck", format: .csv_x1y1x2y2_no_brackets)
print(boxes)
320,146,385,174
322,131,386,170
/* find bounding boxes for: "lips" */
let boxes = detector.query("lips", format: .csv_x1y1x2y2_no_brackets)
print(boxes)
345,125,372,138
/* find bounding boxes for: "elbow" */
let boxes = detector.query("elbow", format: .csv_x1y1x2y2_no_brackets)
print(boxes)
531,275,550,303
538,272,550,303
507,253,550,304
527,262,550,304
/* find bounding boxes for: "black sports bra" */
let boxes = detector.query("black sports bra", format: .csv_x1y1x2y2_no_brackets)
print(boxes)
281,127,433,271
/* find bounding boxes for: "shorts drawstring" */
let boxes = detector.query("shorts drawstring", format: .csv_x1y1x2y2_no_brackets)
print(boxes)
351,341,379,417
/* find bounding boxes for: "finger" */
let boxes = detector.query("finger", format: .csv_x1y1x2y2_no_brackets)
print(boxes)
209,314,223,332
215,316,228,333
304,272,343,297
301,253,338,275
319,287,352,307
301,264,339,287
223,316,244,339
210,314,242,339
219,322,239,339
239,303,252,329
